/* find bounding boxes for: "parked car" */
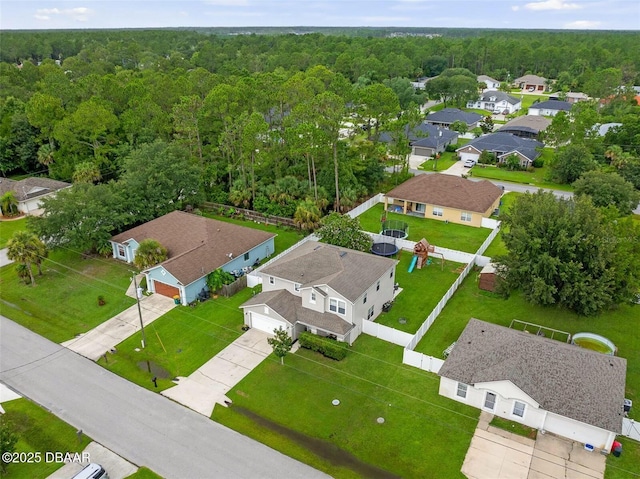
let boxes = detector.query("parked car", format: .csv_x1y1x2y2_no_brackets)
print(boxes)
463,159,477,168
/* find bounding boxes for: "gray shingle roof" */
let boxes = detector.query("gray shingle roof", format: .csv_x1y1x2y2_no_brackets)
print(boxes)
0,177,70,201
260,241,396,303
500,115,551,134
459,132,543,162
425,108,482,127
378,123,457,147
530,100,572,112
478,75,499,84
111,211,275,285
513,74,547,85
478,90,520,105
385,174,503,214
241,289,353,335
439,319,627,433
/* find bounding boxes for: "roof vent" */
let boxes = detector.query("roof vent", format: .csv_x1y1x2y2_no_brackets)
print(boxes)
227,253,233,258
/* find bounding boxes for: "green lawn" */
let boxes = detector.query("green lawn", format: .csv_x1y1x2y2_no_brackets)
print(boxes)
200,212,306,256
418,139,471,173
605,437,640,479
98,287,255,391
413,270,640,408
0,398,93,479
358,204,491,253
489,416,537,440
212,335,479,479
377,253,465,333
0,249,136,343
125,468,163,479
483,192,522,258
0,217,27,248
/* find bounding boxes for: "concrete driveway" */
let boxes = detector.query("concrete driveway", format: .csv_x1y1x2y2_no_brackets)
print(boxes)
0,248,12,267
162,328,287,416
62,293,175,360
46,442,137,479
529,432,605,479
442,160,470,177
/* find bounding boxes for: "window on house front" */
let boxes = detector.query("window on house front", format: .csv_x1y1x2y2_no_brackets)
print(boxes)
416,203,426,213
367,305,374,320
329,298,346,315
363,293,367,304
433,207,443,217
117,245,125,258
376,281,380,291
456,383,468,398
269,276,275,285
310,291,316,303
484,392,496,410
244,252,250,261
513,401,526,418
461,211,472,222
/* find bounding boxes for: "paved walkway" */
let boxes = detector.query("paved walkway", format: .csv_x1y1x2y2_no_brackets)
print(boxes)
462,412,535,479
0,248,12,267
62,278,175,360
162,328,295,416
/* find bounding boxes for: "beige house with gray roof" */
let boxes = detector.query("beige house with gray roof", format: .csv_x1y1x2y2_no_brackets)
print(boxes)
439,319,627,452
241,241,397,344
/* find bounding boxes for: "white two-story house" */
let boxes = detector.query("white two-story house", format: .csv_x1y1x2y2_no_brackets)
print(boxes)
467,90,521,115
241,241,398,345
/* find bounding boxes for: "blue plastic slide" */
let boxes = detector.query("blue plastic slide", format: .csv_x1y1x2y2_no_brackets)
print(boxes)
408,255,418,273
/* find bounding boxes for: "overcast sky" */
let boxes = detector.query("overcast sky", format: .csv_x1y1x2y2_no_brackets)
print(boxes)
2,0,638,31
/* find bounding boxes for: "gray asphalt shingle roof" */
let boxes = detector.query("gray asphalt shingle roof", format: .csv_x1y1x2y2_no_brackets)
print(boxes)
378,123,457,147
439,319,627,433
500,115,551,134
478,90,520,105
260,241,397,303
425,108,482,127
242,289,354,336
0,177,70,201
459,132,543,162
530,100,572,112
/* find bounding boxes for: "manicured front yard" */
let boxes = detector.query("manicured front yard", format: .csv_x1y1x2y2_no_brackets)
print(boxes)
358,204,491,253
0,398,92,479
605,437,640,479
0,249,136,343
413,270,640,409
98,287,255,391
377,252,465,333
418,138,470,172
0,217,27,248
213,335,479,479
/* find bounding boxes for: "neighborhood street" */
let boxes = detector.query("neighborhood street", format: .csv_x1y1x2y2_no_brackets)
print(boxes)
0,315,330,479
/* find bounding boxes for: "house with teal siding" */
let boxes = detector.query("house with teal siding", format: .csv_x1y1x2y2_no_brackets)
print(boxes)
110,211,276,305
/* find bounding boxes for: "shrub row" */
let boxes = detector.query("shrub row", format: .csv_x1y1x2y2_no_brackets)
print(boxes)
298,331,348,361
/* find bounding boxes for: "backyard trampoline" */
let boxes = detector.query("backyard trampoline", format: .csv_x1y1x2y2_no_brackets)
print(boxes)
371,234,399,256
381,219,409,239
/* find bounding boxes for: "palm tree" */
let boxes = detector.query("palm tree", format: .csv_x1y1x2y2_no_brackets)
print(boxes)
6,231,46,286
0,191,18,216
133,239,168,270
293,199,321,232
72,161,102,184
37,143,55,166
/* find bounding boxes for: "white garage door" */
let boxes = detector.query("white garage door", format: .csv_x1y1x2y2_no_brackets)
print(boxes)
250,313,288,335
459,151,479,162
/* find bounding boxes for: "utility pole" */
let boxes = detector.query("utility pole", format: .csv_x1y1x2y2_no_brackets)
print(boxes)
131,272,146,348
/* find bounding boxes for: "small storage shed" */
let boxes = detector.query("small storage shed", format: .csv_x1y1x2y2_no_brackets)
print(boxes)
478,263,498,292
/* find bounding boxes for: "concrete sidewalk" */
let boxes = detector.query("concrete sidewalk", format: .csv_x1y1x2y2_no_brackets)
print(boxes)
162,328,293,417
62,293,175,361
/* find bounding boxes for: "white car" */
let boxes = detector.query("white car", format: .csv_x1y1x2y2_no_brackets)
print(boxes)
463,159,477,168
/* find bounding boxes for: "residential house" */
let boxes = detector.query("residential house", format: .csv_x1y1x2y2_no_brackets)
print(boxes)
240,242,398,344
548,92,590,104
0,177,71,216
528,100,572,117
439,319,627,452
513,74,548,92
456,132,543,169
467,91,521,115
596,122,622,137
384,174,502,227
110,211,276,305
498,115,551,139
477,75,500,91
411,76,433,90
424,108,482,130
378,123,458,158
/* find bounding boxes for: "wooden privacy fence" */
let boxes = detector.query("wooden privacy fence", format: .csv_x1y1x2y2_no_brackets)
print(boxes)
220,275,247,297
201,202,297,228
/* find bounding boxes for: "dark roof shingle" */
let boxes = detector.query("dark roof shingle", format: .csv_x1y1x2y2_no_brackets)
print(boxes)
530,100,572,112
459,132,543,162
439,319,627,433
0,177,70,201
425,108,482,126
385,174,502,214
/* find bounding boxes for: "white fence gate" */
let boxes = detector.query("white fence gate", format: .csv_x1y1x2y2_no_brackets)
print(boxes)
622,418,640,442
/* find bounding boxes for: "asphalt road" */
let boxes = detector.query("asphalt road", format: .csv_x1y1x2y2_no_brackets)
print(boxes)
0,316,330,479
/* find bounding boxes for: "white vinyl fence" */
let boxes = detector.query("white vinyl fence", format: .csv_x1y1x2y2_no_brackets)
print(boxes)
622,418,640,442
476,221,501,256
362,321,413,348
347,193,385,218
403,349,444,374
